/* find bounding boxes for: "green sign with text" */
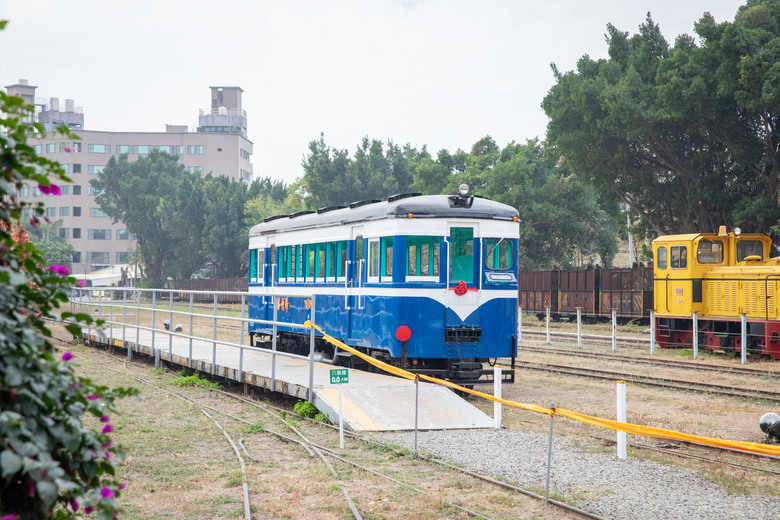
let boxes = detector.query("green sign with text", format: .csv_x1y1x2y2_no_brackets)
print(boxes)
330,368,349,384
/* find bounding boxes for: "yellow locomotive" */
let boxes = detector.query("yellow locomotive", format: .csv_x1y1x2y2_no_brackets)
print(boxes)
653,226,780,359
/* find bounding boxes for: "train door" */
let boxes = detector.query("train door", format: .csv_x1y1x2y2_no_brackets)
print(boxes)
348,227,364,339
445,224,479,323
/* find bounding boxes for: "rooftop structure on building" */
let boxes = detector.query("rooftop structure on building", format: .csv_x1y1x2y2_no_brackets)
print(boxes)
5,79,255,275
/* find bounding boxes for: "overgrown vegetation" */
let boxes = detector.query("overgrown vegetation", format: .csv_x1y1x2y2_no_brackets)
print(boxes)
0,22,137,519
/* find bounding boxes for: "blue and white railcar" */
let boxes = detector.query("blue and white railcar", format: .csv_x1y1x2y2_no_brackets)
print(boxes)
247,188,518,384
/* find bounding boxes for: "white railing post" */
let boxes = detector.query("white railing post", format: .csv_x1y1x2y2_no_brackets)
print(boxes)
741,313,747,365
692,311,698,360
545,306,550,344
494,365,502,429
188,293,194,368
517,306,522,344
308,295,316,403
272,296,279,392
612,309,617,352
617,381,627,460
577,308,582,348
650,310,655,356
211,293,218,375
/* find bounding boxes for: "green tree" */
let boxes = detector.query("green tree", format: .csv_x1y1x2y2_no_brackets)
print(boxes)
0,40,136,520
543,2,780,236
91,150,187,287
36,240,77,269
201,176,253,278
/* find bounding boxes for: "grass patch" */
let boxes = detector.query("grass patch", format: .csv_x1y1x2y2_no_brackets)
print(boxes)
167,373,224,390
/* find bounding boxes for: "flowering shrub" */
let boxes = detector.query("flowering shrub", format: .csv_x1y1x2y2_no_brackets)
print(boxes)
0,24,137,520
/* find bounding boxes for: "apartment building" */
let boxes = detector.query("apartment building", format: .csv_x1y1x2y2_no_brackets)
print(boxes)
5,80,254,275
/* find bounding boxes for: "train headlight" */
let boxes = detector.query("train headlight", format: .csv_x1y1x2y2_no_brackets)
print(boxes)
734,227,742,236
458,184,469,196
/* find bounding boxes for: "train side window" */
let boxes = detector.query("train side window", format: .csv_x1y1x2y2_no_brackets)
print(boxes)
696,239,723,264
270,245,276,281
484,238,513,270
355,236,364,282
338,241,348,281
316,243,325,283
305,244,315,282
326,242,336,282
368,239,380,282
670,246,687,269
656,247,667,270
737,240,764,261
249,249,257,282
382,237,393,280
257,249,265,285
295,245,303,282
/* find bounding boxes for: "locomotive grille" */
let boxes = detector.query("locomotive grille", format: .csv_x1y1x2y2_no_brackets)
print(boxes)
744,280,765,315
444,327,482,343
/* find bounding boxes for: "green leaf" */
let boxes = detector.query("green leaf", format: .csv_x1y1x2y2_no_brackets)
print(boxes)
0,450,22,478
36,480,59,509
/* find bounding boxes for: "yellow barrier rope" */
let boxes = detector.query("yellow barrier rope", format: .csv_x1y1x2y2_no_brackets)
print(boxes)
508,365,777,414
304,321,780,457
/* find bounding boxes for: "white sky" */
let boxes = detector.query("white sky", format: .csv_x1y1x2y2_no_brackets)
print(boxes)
1,0,746,185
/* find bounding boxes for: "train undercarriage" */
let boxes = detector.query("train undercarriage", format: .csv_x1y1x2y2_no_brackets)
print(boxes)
249,331,516,385
655,316,780,360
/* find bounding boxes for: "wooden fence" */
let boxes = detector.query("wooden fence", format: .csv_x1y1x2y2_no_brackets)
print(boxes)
172,277,248,303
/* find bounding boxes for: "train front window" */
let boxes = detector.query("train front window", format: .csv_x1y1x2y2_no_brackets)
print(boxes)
450,227,474,283
737,240,764,261
696,240,723,264
670,245,687,269
484,238,513,270
406,236,440,280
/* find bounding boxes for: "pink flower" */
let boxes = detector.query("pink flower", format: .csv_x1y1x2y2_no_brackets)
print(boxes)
65,146,73,153
49,264,70,276
62,351,74,361
118,482,127,491
29,215,40,229
38,183,62,196
294,492,300,498
87,394,100,401
78,280,86,287
101,486,115,499
1,514,20,520
102,424,113,434
69,497,80,512
100,415,110,423
104,450,113,459
84,507,94,514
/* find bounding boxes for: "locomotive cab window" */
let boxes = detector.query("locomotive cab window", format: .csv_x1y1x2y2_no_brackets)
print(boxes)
406,236,440,281
484,238,513,270
670,245,687,269
696,239,723,264
737,240,764,261
656,246,667,270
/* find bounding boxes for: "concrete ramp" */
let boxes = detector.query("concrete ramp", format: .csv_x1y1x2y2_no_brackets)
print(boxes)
85,326,494,432
315,383,493,431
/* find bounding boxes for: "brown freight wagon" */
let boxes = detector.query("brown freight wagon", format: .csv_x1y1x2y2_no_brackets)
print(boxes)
518,266,652,322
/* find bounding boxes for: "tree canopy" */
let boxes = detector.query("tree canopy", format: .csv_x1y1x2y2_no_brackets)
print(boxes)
542,0,780,236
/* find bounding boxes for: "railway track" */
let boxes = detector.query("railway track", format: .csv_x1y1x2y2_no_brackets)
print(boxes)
518,345,780,378
515,360,780,402
53,333,599,520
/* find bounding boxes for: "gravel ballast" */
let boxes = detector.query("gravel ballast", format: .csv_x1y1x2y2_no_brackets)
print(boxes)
374,429,780,520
